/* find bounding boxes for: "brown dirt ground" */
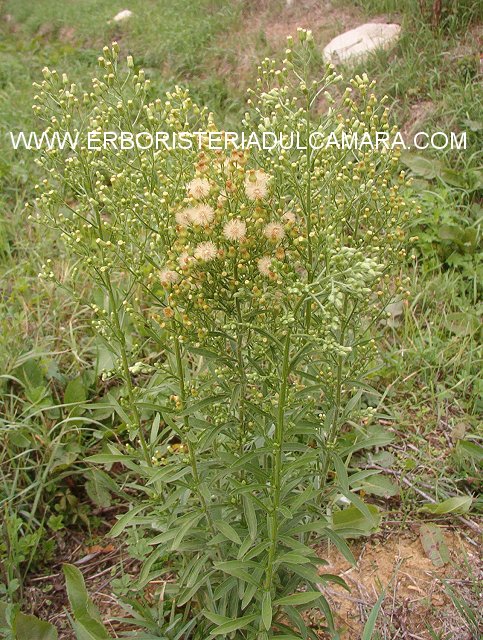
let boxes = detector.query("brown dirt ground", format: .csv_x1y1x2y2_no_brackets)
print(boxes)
22,521,482,639
212,0,397,88
313,525,482,640
23,530,129,639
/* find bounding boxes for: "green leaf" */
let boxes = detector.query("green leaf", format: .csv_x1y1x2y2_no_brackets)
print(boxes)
261,591,272,630
63,565,101,622
332,504,380,536
147,464,191,485
171,513,203,550
360,474,399,498
213,520,242,545
85,454,127,464
14,358,45,389
361,589,386,640
110,504,146,537
288,563,325,584
202,611,231,626
84,470,113,508
341,429,395,456
332,453,349,492
237,535,254,560
64,377,88,404
419,524,450,567
323,528,356,565
14,612,58,640
278,552,311,565
210,613,258,636
274,591,322,606
317,574,350,591
63,565,111,639
177,572,213,607
420,496,472,515
179,394,228,417
456,440,483,462
401,153,444,179
243,496,258,541
439,168,468,189
70,619,111,640
340,491,379,527
445,312,479,336
214,561,258,586
0,601,8,626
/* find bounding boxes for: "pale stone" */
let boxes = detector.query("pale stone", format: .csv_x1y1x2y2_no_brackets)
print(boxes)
112,9,133,23
323,23,401,64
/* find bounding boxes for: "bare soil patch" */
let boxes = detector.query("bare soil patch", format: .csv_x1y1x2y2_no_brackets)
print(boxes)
214,0,366,87
315,525,482,639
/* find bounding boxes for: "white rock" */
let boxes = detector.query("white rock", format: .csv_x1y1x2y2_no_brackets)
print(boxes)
112,9,133,23
323,23,401,64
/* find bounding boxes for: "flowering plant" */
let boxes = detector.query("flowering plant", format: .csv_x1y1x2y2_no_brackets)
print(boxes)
33,32,412,639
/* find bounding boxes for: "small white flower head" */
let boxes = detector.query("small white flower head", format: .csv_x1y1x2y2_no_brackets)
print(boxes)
187,177,211,199
194,241,218,261
257,256,273,277
223,218,247,242
160,268,180,286
178,251,192,269
188,204,215,226
263,222,285,243
282,211,296,224
245,169,270,200
175,209,191,227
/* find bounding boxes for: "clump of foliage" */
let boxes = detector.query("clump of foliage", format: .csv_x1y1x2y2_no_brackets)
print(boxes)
31,33,412,639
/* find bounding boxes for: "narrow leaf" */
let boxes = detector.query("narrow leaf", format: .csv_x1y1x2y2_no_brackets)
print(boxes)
210,614,258,636
262,591,272,630
274,591,322,606
420,496,472,515
214,520,242,545
361,589,386,640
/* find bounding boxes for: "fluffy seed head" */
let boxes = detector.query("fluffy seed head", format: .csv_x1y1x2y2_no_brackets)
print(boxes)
223,218,247,242
282,211,296,224
187,177,211,199
263,222,285,243
245,169,270,200
175,209,191,227
257,256,273,277
194,241,217,261
188,204,215,226
160,269,180,286
178,252,192,269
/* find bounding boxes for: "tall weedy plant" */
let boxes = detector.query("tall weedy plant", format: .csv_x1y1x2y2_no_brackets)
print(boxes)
32,32,413,639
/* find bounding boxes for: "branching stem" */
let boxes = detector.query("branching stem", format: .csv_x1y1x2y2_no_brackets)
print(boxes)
264,330,291,593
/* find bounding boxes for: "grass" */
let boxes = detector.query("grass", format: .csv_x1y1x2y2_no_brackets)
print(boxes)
334,2,482,499
0,0,481,635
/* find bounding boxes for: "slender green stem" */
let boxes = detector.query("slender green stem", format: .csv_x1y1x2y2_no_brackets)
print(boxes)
264,331,291,592
105,279,151,465
235,296,248,461
89,189,150,466
304,93,314,332
320,295,349,490
173,335,216,534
